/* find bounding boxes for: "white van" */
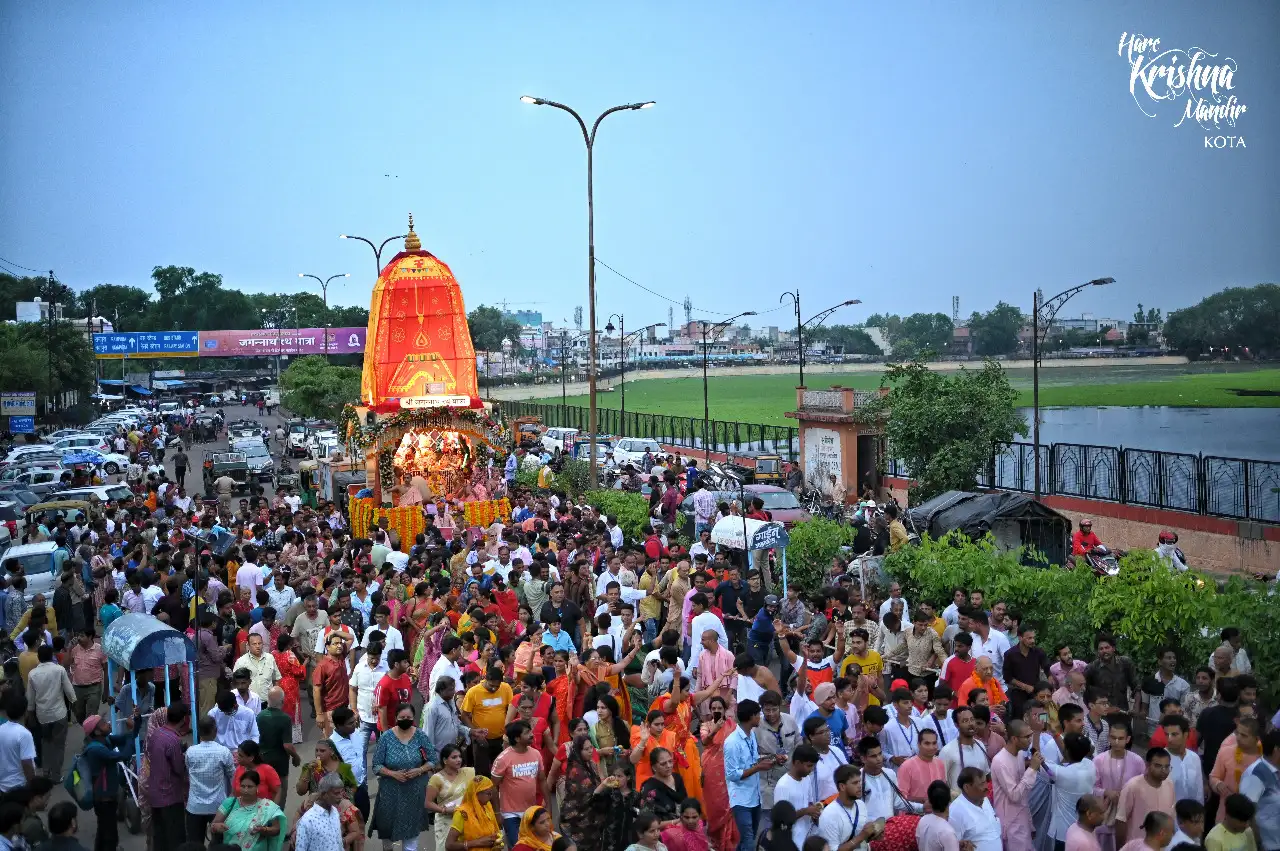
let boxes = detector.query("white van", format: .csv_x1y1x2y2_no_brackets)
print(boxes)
611,437,664,467
541,428,580,454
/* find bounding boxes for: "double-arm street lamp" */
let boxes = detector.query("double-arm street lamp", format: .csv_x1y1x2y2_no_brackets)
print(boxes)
298,272,350,359
1031,277,1114,497
779,291,861,386
520,94,655,488
555,329,595,410
702,311,756,462
340,233,408,279
261,306,299,385
605,314,666,427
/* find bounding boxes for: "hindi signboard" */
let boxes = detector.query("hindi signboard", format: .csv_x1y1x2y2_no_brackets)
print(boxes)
93,332,200,359
0,392,36,416
8,416,35,434
198,327,366,357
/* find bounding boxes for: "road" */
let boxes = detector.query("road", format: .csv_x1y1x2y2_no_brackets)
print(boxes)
49,405,409,851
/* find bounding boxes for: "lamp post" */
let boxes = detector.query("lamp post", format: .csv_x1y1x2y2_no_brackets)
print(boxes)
702,311,756,462
605,316,665,430
521,94,655,488
1031,277,1114,498
778,292,861,386
298,273,350,358
339,233,407,279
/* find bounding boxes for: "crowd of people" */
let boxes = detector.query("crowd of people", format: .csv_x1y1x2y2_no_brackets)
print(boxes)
0,401,1276,851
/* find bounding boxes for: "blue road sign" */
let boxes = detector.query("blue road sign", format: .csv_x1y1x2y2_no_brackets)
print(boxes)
93,331,200,358
9,416,35,434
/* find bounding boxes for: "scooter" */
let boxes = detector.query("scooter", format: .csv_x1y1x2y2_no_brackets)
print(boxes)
1082,545,1121,577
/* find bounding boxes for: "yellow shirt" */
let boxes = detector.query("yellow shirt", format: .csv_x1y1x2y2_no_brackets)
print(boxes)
888,520,909,551
1204,823,1257,851
461,681,514,740
840,651,884,706
637,572,662,620
931,617,946,638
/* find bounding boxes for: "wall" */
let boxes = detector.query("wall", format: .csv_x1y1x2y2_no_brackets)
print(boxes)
879,476,1277,577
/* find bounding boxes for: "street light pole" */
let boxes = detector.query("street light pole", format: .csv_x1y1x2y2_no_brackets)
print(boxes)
298,273,350,359
702,311,756,462
340,234,408,279
1031,277,1114,498
607,318,666,430
521,94,655,488
781,294,861,385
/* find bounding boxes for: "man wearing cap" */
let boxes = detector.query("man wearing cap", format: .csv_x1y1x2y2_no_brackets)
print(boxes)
1071,518,1102,557
78,709,139,851
746,594,780,667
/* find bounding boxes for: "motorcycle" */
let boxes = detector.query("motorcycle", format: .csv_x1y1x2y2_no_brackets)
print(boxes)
1082,545,1122,577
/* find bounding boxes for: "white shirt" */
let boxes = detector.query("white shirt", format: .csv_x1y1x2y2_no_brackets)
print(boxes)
350,654,389,724
882,715,921,760
940,739,990,788
880,596,910,619
329,730,367,786
1048,758,1096,841
361,624,404,653
1167,749,1204,804
208,706,259,750
969,629,1011,687
689,542,712,560
485,558,514,582
236,562,264,593
774,772,820,848
266,584,297,615
948,794,1002,851
941,602,961,627
591,632,624,662
429,655,463,696
862,769,902,820
918,712,958,749
385,551,409,572
141,584,165,613
813,747,849,802
284,494,301,513
0,723,36,792
817,799,871,851
295,802,344,851
608,525,624,548
686,612,729,673
595,569,621,599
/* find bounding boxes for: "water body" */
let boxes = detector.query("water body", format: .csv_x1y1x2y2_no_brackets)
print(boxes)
1026,407,1279,460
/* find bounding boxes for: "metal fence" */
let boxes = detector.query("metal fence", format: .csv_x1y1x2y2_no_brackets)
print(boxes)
963,441,1280,523
500,401,801,460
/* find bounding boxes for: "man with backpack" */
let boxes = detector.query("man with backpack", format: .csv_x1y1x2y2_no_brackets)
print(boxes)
68,710,138,851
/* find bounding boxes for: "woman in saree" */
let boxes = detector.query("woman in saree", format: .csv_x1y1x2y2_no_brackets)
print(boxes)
576,644,640,723
660,800,712,851
652,676,703,804
512,806,559,851
414,613,450,708
697,697,739,851
273,633,307,743
426,744,476,851
210,769,287,851
558,733,609,848
289,741,363,851
546,651,583,749
637,748,687,829
445,776,503,851
588,694,632,779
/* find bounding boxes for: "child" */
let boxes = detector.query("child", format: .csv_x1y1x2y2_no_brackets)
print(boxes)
1204,794,1257,851
1168,799,1204,848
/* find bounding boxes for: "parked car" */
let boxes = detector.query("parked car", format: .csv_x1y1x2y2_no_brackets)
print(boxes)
611,437,665,468
61,448,129,475
3,444,59,465
157,401,182,415
228,420,264,443
0,542,57,602
541,428,580,454
231,439,275,482
54,484,134,504
50,434,110,453
678,484,810,538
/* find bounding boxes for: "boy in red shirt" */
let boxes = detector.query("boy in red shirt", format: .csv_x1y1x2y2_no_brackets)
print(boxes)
374,649,415,732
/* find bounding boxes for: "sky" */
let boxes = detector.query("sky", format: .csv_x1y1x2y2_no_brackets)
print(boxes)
1,1,1277,330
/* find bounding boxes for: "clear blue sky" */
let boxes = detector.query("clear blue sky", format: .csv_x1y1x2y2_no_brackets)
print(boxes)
1,2,1276,328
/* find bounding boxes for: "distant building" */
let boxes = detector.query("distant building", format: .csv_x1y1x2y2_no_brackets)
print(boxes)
504,310,543,327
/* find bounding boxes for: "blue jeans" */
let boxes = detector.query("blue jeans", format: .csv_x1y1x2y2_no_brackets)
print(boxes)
503,816,521,848
732,805,760,851
643,618,659,644
747,636,772,667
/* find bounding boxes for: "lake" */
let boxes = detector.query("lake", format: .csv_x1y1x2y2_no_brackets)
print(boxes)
1026,407,1280,460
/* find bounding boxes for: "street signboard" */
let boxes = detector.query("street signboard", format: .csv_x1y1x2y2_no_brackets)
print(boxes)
198,327,367,357
0,392,36,416
93,331,200,359
8,416,35,434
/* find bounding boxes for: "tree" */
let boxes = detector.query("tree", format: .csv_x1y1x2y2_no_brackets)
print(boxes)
75,284,153,328
863,359,1027,501
279,356,362,419
1162,284,1280,358
807,324,883,355
863,313,894,328
967,302,1024,356
892,313,953,359
467,305,524,355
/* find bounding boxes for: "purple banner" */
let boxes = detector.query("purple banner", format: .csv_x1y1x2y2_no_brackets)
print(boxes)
197,327,366,357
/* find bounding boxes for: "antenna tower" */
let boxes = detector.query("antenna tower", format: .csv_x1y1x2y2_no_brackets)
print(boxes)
952,296,960,324
683,296,692,325
668,305,674,331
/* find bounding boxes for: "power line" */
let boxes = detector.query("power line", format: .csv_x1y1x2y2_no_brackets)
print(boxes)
594,257,784,319
0,254,46,274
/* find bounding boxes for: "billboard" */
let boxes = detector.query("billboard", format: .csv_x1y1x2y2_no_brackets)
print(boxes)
0,392,36,416
198,327,366,357
92,331,200,358
92,328,365,358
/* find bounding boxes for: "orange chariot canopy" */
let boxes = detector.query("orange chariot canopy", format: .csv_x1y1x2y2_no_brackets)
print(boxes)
360,215,482,414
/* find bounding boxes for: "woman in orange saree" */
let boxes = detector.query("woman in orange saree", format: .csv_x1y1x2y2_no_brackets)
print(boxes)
545,651,579,748
698,696,740,851
577,643,641,726
655,675,704,804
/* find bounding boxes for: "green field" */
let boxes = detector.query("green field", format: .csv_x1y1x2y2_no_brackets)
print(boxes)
549,364,1280,426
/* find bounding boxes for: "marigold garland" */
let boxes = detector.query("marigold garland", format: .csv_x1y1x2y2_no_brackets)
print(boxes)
463,498,512,528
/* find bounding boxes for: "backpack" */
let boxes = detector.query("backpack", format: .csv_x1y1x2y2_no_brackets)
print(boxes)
63,750,97,811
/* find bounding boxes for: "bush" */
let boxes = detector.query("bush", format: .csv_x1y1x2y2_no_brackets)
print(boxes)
515,467,539,489
557,459,593,498
786,518,858,595
878,534,1280,702
584,490,651,545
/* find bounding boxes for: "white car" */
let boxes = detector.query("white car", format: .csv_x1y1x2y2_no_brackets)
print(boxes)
1,542,57,602
50,434,110,453
541,427,580,454
11,468,63,488
157,401,181,415
61,448,130,475
3,444,58,465
610,437,664,467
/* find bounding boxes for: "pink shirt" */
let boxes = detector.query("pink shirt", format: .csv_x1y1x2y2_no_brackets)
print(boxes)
991,748,1037,850
1117,775,1175,843
898,756,947,808
1049,658,1089,689
915,813,960,851
695,646,737,700
1065,823,1102,851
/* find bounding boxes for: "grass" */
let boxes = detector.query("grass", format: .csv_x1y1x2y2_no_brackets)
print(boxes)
548,364,1280,426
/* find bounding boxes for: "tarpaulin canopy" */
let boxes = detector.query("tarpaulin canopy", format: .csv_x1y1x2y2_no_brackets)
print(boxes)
102,613,195,670
61,451,103,465
152,380,187,389
129,385,152,395
903,490,1071,567
98,379,125,386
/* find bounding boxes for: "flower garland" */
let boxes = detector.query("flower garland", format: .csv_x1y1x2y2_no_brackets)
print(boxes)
463,498,512,528
339,404,509,451
348,497,428,542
